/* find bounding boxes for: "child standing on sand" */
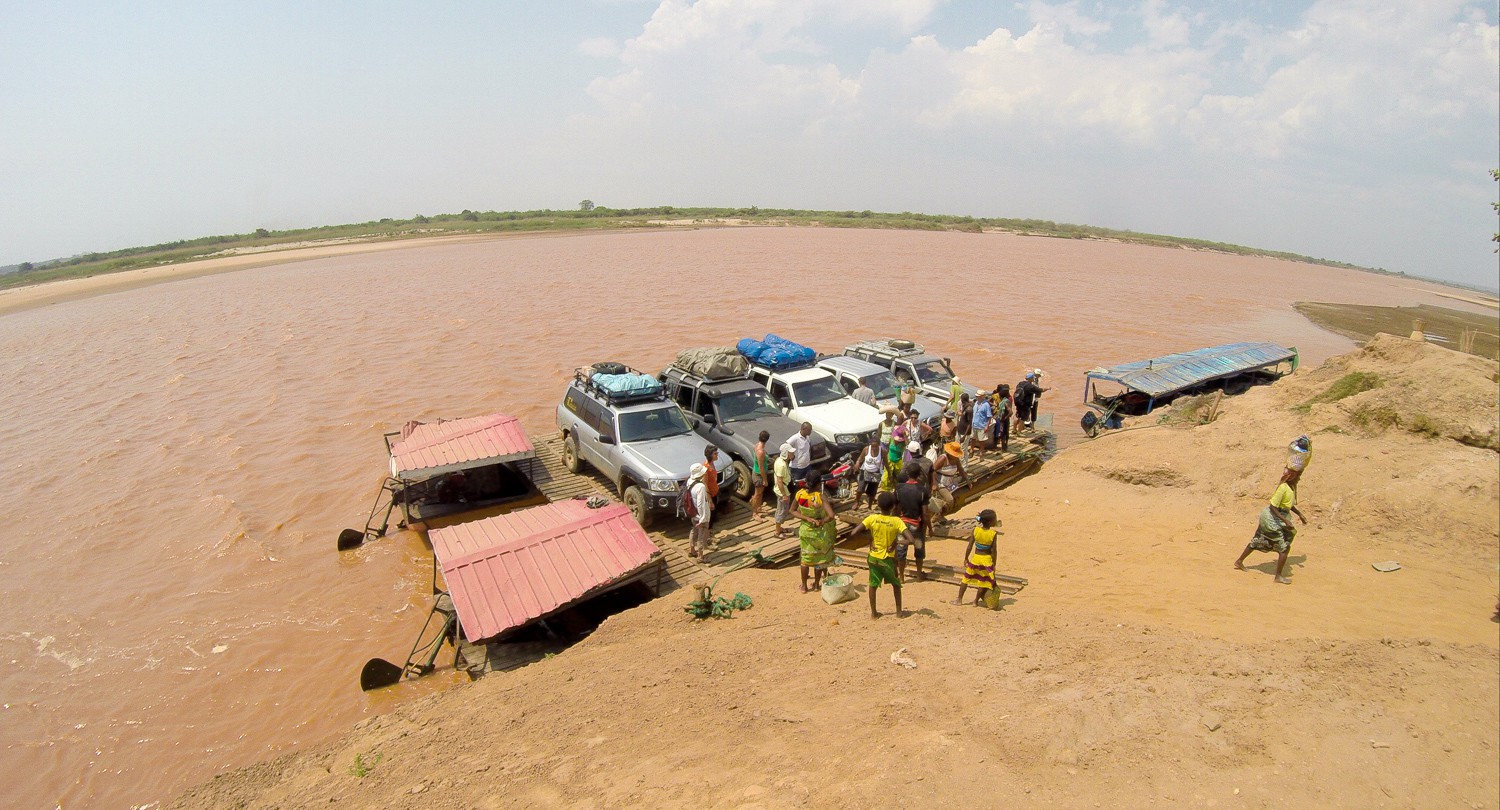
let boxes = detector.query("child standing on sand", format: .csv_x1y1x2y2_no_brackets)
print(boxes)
849,491,913,619
953,510,1000,607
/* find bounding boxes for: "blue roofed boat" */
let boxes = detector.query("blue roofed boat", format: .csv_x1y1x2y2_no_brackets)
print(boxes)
1081,342,1298,436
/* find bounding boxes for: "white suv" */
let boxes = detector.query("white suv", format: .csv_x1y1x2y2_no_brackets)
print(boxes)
747,364,883,457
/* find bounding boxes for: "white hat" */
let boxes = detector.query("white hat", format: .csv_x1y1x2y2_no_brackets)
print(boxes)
688,463,707,482
906,440,921,454
779,443,794,458
1033,368,1045,378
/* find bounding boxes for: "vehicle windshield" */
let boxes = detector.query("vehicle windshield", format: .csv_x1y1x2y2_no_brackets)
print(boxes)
715,388,783,423
912,360,953,385
618,406,693,442
791,377,847,407
864,371,901,400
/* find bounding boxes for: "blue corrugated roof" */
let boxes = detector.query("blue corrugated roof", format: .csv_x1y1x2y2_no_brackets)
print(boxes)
1086,342,1297,398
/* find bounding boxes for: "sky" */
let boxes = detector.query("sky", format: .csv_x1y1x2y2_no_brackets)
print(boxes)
1,0,1496,288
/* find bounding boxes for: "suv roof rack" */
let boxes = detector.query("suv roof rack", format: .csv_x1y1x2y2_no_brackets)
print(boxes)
664,365,752,385
847,338,928,359
748,356,818,372
574,366,667,405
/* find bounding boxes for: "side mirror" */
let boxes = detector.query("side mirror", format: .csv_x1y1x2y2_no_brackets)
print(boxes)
701,413,716,425
598,433,615,445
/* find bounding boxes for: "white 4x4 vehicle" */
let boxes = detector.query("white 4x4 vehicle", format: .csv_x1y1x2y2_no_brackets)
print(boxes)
747,364,882,458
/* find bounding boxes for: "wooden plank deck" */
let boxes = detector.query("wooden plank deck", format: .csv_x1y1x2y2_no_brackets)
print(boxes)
525,430,1047,585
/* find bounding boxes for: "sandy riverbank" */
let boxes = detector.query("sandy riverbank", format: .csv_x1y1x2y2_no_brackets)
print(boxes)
0,231,585,317
171,335,1499,809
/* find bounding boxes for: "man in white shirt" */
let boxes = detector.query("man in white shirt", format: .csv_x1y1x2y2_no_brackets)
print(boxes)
788,422,814,484
687,463,713,560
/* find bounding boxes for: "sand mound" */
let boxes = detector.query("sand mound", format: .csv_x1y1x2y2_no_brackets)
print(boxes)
171,339,1500,809
1280,333,1499,450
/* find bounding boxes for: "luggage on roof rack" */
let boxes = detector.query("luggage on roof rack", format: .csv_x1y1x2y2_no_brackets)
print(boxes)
672,347,750,380
583,369,664,402
737,334,816,371
847,338,926,358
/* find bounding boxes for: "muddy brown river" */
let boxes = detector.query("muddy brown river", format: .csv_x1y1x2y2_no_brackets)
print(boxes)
0,227,1481,807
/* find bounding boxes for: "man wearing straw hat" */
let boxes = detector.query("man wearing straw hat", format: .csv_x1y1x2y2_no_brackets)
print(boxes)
930,441,971,524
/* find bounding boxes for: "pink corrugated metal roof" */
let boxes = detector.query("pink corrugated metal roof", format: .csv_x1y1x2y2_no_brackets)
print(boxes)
389,413,535,478
429,500,661,642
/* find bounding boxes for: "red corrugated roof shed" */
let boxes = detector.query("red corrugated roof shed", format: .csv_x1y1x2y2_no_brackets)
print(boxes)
429,500,661,642
389,413,534,479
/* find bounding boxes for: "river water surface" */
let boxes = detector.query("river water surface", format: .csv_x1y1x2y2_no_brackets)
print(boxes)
0,227,1480,807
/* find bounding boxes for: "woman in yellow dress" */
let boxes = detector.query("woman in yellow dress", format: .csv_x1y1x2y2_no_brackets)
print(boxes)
952,509,1000,607
796,475,837,593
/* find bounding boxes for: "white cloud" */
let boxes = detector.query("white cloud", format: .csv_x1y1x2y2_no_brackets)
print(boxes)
564,0,1497,283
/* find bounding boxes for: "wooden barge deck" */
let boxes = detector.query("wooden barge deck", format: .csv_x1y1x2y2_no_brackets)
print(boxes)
526,429,1049,584
449,429,1048,677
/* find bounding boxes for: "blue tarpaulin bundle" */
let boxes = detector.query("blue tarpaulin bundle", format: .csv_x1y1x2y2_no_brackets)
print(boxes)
592,372,662,397
736,334,816,370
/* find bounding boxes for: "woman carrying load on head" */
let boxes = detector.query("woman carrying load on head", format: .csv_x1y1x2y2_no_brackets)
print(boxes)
796,475,837,593
1234,479,1307,585
953,509,1000,607
880,424,908,492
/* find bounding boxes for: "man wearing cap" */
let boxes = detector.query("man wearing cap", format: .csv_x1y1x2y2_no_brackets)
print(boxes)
945,376,965,414
1014,371,1049,431
686,463,713,560
1282,435,1313,485
970,390,995,461
772,444,794,539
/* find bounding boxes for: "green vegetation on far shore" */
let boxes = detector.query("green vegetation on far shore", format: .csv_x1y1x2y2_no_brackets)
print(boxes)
2,205,1399,292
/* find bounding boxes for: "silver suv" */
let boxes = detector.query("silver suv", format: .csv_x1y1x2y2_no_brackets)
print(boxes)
556,367,735,528
842,338,979,404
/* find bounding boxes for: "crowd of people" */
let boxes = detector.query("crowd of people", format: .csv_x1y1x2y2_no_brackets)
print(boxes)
681,365,1317,617
675,367,1055,618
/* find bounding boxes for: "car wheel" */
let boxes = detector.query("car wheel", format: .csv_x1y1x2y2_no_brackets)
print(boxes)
730,460,753,500
561,432,582,473
623,485,653,529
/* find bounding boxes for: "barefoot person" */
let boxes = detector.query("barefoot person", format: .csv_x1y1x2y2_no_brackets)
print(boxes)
1234,479,1307,584
750,430,771,519
772,444,794,539
953,509,1000,606
893,462,930,582
853,437,882,511
685,463,713,560
796,474,837,593
848,491,911,619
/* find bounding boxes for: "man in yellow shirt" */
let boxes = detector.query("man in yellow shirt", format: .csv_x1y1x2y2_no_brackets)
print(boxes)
849,491,915,619
1234,481,1307,584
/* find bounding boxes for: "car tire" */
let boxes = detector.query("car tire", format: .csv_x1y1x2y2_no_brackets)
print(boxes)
730,460,753,500
623,485,653,529
561,432,582,473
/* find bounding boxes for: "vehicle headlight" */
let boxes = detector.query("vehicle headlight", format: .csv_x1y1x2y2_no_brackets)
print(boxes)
648,478,679,492
835,434,860,445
